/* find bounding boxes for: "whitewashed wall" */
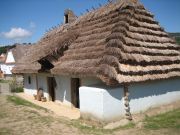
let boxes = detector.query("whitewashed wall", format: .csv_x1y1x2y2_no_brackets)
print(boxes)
80,85,125,121
1,64,14,75
54,76,72,106
24,74,72,104
24,73,51,99
1,50,15,75
5,51,15,63
24,74,37,95
79,77,180,122
37,74,49,99
129,78,180,113
79,77,125,122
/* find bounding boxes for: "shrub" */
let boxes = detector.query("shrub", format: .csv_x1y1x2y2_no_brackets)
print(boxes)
11,87,24,93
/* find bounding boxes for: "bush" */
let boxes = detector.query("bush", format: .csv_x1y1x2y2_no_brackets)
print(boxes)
11,87,24,93
10,76,23,93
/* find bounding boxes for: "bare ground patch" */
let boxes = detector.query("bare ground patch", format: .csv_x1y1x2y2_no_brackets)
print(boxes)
0,95,180,135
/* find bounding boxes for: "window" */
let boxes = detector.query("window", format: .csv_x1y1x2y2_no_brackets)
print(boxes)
28,76,31,84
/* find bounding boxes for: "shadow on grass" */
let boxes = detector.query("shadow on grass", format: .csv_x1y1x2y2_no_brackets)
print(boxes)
6,95,48,112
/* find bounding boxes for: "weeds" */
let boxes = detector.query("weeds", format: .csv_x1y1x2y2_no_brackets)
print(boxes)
6,95,47,111
144,108,180,129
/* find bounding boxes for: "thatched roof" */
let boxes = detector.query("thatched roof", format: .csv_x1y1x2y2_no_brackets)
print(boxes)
3,44,31,65
13,0,180,85
11,45,32,63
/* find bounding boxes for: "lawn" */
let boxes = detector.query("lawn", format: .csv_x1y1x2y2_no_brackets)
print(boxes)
0,95,180,135
144,109,180,129
7,95,48,111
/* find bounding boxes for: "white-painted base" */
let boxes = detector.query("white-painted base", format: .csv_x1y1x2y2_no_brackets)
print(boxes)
79,78,180,122
129,78,180,113
79,85,125,122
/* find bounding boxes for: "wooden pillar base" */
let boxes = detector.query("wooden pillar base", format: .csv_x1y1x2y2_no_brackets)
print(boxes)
124,85,132,121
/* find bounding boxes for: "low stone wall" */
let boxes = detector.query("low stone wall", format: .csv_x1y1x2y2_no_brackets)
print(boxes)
0,83,11,94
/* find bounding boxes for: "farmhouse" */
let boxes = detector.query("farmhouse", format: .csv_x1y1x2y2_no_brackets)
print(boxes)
12,0,180,122
1,45,30,77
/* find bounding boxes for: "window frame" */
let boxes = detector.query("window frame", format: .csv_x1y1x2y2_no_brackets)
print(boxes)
28,76,31,84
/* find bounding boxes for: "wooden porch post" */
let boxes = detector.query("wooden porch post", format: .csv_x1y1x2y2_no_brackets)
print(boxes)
123,84,132,120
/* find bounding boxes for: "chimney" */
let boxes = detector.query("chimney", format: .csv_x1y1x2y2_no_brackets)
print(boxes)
64,9,77,24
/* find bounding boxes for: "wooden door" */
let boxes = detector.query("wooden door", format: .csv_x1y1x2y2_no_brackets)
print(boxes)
71,78,80,108
47,77,56,101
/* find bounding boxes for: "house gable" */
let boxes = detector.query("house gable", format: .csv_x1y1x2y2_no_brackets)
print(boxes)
5,51,15,64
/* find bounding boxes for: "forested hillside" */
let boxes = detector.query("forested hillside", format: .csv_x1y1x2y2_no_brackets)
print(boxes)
169,33,180,45
0,45,15,54
0,43,31,55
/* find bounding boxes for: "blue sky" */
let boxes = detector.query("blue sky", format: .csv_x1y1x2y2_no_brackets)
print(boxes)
0,0,180,46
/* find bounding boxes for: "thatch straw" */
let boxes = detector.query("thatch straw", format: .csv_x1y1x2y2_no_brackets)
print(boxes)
13,0,180,85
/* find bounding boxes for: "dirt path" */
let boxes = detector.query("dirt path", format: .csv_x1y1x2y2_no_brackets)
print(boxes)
15,93,80,119
0,95,84,135
0,94,180,135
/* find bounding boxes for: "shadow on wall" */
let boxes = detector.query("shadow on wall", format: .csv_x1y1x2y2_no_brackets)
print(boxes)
87,83,123,100
129,78,180,100
87,78,180,101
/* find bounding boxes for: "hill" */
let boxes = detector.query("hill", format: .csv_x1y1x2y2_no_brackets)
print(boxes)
0,43,32,55
0,45,16,55
169,32,180,45
169,32,180,37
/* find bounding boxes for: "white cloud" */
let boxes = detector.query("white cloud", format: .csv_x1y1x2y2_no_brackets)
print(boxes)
2,27,32,40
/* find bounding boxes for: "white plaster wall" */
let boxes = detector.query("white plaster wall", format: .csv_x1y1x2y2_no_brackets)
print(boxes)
80,85,125,121
80,77,180,122
54,76,72,106
5,51,15,63
129,78,180,113
80,77,125,121
37,74,49,99
24,74,37,95
103,86,125,120
24,73,51,99
1,64,14,75
80,87,104,119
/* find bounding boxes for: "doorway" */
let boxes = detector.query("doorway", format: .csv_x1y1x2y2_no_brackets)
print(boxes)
71,78,80,108
47,77,56,101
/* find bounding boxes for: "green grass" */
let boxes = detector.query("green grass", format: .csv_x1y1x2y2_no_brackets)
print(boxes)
70,120,135,135
175,37,180,45
6,95,47,111
114,122,135,130
0,79,11,83
0,128,12,135
71,120,112,135
11,87,24,93
144,108,180,130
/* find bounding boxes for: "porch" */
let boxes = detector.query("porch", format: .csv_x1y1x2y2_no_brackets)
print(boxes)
15,93,80,119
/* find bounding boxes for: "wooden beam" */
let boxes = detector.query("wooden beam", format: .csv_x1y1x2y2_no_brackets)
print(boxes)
123,84,132,120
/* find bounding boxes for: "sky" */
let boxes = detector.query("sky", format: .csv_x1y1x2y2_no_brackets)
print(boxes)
0,0,180,46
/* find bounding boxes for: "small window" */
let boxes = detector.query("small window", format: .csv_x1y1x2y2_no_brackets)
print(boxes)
28,76,31,84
